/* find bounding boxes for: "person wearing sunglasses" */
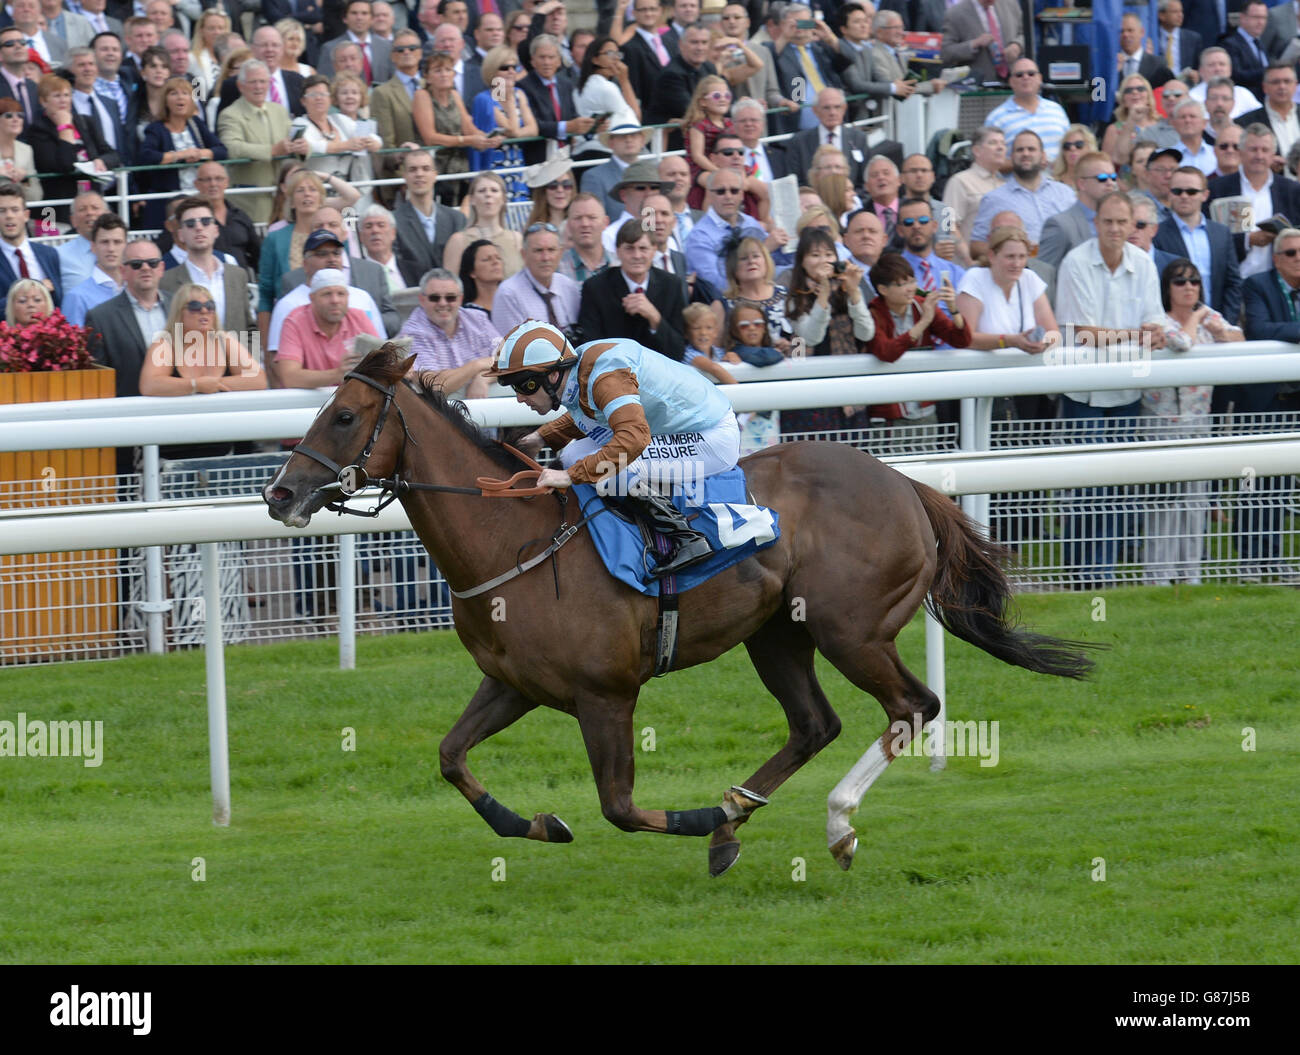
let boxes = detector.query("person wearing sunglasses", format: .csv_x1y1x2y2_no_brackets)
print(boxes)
400,267,500,400
1152,166,1242,321
896,198,965,314
1127,192,1184,279
1038,151,1120,269
1102,74,1176,169
83,239,169,401
983,57,1070,163
1050,124,1098,191
139,280,266,398
523,151,578,231
160,197,255,335
683,76,739,207
1143,258,1241,587
491,320,739,580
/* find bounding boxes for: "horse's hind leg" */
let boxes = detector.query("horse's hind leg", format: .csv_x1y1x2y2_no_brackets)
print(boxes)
706,616,843,877
439,676,573,844
818,639,940,870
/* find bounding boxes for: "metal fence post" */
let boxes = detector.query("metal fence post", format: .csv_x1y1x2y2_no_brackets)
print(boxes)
202,542,231,827
141,444,166,654
338,534,356,671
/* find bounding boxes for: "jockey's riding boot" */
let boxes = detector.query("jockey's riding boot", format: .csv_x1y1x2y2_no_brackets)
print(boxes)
627,490,714,579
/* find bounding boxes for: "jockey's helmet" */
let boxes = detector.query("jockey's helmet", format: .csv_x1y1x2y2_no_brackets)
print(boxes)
484,321,578,385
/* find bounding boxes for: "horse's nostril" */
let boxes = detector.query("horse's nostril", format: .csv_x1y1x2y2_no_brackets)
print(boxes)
269,487,293,504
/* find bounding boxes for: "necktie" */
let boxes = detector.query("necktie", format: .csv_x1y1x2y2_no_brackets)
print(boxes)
548,81,561,122
480,0,497,12
361,42,373,84
16,81,29,124
1164,32,1175,70
1125,57,1136,79
798,46,826,95
881,205,896,235
17,246,29,278
539,288,558,327
918,258,934,290
987,8,1008,79
269,77,282,105
651,33,670,67
634,286,644,295
826,128,835,146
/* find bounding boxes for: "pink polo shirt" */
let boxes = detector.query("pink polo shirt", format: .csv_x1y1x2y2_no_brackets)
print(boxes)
276,304,379,371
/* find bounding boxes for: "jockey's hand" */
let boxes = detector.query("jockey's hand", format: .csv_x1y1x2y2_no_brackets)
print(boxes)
516,430,545,455
537,467,571,490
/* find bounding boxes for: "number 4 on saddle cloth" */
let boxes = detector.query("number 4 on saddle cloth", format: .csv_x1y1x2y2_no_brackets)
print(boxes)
573,466,780,597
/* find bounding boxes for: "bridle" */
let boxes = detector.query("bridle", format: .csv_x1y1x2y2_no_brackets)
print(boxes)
287,370,600,599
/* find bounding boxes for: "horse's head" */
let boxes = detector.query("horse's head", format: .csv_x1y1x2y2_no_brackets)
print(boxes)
264,343,417,528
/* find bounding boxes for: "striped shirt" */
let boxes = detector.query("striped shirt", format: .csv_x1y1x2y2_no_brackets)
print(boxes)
984,96,1071,163
969,175,1078,244
400,305,503,375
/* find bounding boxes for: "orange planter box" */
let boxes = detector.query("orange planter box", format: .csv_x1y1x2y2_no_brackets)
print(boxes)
0,367,119,663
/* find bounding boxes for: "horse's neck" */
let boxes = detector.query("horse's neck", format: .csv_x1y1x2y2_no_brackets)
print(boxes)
396,390,560,592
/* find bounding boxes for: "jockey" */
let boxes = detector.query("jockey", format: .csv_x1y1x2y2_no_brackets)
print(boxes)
486,321,741,579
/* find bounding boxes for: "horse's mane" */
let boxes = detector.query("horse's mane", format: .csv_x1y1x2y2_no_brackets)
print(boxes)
355,344,524,474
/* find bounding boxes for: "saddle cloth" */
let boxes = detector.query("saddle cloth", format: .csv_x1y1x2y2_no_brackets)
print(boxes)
572,467,780,597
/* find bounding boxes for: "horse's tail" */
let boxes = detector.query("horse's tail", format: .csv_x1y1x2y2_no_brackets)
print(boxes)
910,480,1099,680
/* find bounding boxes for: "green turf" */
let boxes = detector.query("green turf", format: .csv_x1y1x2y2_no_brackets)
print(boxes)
1,586,1296,964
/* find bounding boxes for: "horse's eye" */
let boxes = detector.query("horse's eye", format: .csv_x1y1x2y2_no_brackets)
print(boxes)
336,411,355,426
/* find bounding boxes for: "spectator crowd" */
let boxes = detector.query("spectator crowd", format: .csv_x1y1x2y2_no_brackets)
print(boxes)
1,0,1297,588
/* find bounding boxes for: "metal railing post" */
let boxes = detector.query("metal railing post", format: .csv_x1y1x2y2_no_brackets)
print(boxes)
140,444,167,654
338,534,356,671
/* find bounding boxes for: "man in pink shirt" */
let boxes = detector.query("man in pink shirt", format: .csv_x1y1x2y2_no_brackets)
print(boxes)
275,269,380,387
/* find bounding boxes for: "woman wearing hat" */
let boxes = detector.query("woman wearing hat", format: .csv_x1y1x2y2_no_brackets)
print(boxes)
524,150,577,230
0,99,38,203
573,36,640,163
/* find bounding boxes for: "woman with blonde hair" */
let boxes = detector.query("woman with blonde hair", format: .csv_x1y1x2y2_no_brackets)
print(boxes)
441,172,524,278
193,8,231,90
810,171,855,228
1052,124,1099,190
796,204,842,241
5,278,53,326
208,47,251,128
718,235,793,352
955,226,1060,352
139,77,227,228
276,18,315,77
468,46,539,201
524,156,577,229
140,284,266,398
1102,74,1172,167
258,170,332,317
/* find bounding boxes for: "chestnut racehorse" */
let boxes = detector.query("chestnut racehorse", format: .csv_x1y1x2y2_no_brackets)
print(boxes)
264,347,1094,876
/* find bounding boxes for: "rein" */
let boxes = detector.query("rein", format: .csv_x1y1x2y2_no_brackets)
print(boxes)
291,370,593,599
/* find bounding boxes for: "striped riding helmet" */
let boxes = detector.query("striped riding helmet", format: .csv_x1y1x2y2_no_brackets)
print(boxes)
484,321,578,380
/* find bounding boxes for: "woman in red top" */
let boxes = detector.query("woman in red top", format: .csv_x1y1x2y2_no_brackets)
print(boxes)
862,252,970,429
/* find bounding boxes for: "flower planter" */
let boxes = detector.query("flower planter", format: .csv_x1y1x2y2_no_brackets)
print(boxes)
0,367,118,663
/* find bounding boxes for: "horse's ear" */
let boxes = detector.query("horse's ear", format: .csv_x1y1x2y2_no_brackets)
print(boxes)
400,354,417,376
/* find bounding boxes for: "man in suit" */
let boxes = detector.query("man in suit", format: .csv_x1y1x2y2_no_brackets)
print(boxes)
582,122,648,221
1234,230,1300,578
732,95,791,183
217,61,296,225
578,219,687,361
1222,1,1275,101
40,0,95,51
786,87,873,184
871,7,945,99
0,182,61,307
623,0,675,108
941,0,1022,85
265,0,326,65
76,0,125,39
319,0,394,83
772,4,843,134
518,34,599,166
723,1,789,128
430,22,486,101
1037,153,1120,269
280,211,399,336
1127,193,1181,281
391,149,467,286
0,24,38,126
1235,61,1300,161
1209,124,1300,276
11,0,65,69
160,197,254,338
1117,12,1174,90
217,25,306,118
1156,0,1202,76
371,29,424,184
1153,166,1242,320
85,239,170,400
645,22,717,144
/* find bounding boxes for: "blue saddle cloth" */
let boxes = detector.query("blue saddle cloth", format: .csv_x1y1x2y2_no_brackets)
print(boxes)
572,467,780,596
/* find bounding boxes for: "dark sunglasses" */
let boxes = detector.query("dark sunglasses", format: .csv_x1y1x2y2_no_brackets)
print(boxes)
393,44,422,52
423,292,460,302
185,299,217,312
1090,172,1119,183
1279,248,1300,257
507,374,544,394
711,186,742,195
1122,86,1146,95
1134,220,1152,230
549,180,575,191
1062,140,1086,150
524,222,558,235
1169,186,1203,196
1170,277,1201,286
125,258,164,269
715,147,745,157
901,216,931,226
182,216,215,227
1218,142,1241,151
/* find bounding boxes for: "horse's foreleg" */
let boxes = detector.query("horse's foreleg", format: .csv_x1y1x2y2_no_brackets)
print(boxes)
440,675,573,843
574,696,729,837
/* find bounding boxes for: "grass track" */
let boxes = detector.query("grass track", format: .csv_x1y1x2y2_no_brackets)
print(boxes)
1,586,1297,964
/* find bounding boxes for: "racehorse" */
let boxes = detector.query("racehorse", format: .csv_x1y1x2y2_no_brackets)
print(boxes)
264,346,1095,876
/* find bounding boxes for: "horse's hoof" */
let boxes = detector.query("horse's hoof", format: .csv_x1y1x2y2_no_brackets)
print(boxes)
528,812,574,843
829,830,858,871
722,785,769,822
709,841,741,877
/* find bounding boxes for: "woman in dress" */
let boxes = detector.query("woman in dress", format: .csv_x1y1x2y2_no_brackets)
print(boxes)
0,100,39,203
684,75,734,209
718,235,792,353
1145,258,1242,585
413,51,501,205
138,78,227,229
573,36,640,163
955,225,1060,353
459,239,507,320
130,46,173,150
139,283,267,399
441,172,525,278
1051,124,1099,191
468,46,539,202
